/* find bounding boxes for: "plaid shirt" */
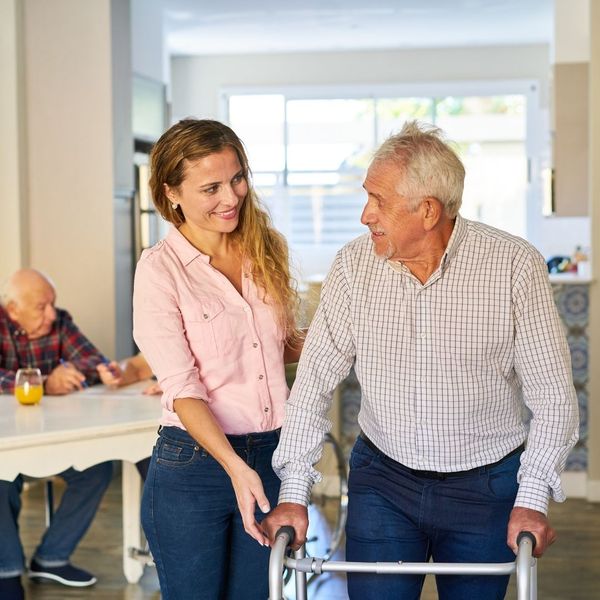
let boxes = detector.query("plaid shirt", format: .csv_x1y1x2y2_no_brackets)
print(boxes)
0,306,107,393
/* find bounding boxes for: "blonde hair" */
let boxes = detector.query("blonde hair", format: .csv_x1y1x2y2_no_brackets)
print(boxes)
373,120,465,218
149,119,298,337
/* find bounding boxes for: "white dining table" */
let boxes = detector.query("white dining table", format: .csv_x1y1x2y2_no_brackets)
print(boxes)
0,381,161,583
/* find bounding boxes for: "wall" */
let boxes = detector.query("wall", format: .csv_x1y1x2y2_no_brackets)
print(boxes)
131,0,167,83
171,44,551,120
20,0,117,356
0,0,27,276
587,0,600,500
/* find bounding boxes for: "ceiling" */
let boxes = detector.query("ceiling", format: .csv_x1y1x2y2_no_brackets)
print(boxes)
162,0,554,56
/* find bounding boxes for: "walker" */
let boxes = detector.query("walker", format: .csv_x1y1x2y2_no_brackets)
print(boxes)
269,526,537,600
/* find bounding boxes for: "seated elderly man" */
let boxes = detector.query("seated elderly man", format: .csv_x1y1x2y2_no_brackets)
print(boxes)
0,269,116,600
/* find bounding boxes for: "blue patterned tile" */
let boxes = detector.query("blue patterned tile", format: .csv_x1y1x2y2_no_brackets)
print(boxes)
555,285,589,328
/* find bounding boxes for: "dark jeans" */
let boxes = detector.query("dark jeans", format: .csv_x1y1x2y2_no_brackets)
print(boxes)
0,462,113,577
346,436,521,600
141,426,281,600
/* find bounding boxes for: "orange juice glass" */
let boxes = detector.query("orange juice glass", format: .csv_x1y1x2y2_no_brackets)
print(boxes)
15,368,43,405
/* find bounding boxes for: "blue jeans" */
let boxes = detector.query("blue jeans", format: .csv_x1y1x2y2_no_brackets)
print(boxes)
0,462,113,578
346,436,521,600
142,426,281,600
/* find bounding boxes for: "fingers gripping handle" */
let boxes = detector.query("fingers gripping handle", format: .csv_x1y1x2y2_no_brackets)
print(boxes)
517,531,537,551
276,525,296,546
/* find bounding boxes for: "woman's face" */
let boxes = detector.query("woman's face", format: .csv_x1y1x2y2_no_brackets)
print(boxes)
165,147,248,236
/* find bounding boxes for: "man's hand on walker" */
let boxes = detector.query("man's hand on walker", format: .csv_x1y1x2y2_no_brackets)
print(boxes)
507,506,556,557
262,502,309,549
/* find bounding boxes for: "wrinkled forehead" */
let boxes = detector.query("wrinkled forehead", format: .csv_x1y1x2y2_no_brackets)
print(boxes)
18,281,56,307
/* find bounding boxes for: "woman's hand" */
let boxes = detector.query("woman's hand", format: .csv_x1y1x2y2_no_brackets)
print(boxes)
229,463,271,546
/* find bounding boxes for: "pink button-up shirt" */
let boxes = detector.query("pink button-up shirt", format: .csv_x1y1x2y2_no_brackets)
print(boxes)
133,227,289,435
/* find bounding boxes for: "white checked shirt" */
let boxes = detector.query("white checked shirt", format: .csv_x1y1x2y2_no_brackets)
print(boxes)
274,215,579,514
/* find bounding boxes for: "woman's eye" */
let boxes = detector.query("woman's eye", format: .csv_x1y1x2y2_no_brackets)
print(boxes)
204,185,218,195
232,174,244,184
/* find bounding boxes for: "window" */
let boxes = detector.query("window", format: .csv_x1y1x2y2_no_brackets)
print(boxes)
226,83,537,278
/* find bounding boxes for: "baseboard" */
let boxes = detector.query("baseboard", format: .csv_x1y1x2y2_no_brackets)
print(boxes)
587,478,600,502
561,471,587,498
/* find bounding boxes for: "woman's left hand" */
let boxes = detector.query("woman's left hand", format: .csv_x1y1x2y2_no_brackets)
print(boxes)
229,464,271,546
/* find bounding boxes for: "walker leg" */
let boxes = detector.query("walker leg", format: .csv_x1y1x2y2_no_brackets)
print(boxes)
530,560,537,600
295,546,307,600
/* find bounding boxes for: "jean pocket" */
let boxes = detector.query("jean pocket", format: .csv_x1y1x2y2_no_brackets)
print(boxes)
349,439,376,472
156,440,203,468
485,455,520,500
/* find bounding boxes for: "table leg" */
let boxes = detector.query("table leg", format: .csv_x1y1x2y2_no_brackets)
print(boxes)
122,460,144,583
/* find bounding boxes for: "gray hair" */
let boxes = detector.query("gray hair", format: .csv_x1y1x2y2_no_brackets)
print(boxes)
372,120,465,218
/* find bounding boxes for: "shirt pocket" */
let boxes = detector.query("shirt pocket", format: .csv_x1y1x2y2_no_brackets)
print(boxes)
181,297,234,358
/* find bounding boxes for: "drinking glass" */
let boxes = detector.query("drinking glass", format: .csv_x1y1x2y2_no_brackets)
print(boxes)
14,368,44,405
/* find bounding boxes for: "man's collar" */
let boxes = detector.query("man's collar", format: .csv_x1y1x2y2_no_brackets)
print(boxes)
166,226,211,267
440,213,467,270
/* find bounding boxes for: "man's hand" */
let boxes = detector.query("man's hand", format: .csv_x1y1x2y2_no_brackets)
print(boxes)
507,506,556,557
262,502,309,549
45,362,86,395
96,361,124,388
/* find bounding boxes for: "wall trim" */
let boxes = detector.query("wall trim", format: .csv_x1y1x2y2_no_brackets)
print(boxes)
562,471,587,498
587,478,600,502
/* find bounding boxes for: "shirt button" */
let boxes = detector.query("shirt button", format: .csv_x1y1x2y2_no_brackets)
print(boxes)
203,314,209,319
258,374,264,380
253,343,258,348
420,332,426,339
264,407,269,412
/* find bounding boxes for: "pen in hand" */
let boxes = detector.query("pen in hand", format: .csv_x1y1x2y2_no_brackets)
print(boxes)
59,358,88,388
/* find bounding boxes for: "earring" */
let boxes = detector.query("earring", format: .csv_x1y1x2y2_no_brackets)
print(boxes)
171,202,178,210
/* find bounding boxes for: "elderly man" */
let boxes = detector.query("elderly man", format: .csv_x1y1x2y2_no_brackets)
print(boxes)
0,269,114,600
263,121,579,600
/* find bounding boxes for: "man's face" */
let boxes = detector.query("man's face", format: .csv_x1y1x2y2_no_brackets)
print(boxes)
360,160,425,261
7,284,57,340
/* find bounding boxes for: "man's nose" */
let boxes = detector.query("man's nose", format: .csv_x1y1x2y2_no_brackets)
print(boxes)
360,201,373,226
46,304,57,321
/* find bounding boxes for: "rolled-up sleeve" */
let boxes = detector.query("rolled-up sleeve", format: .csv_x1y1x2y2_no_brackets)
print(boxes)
133,254,208,412
512,250,579,514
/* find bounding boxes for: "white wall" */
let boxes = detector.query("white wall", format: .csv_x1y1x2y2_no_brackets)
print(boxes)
171,44,552,120
22,0,117,356
131,0,167,83
0,0,27,277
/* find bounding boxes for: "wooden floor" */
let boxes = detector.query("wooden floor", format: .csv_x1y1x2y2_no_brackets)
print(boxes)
19,472,600,599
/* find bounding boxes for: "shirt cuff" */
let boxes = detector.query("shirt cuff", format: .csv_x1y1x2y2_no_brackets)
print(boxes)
162,382,209,412
514,476,553,514
278,475,313,506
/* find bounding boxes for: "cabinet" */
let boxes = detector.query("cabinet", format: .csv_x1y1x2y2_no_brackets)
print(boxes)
553,62,589,216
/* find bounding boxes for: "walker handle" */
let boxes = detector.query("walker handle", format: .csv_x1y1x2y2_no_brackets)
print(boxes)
517,530,537,551
275,525,296,547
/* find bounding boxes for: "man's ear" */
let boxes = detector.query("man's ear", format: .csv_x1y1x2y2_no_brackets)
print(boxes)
5,300,19,322
422,197,443,231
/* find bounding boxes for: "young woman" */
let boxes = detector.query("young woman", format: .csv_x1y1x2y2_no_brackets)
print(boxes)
133,119,302,599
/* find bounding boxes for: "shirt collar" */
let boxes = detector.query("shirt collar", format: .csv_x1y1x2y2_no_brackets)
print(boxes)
165,226,211,267
440,213,467,270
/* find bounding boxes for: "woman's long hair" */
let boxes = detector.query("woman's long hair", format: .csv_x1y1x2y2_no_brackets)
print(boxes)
149,118,298,338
